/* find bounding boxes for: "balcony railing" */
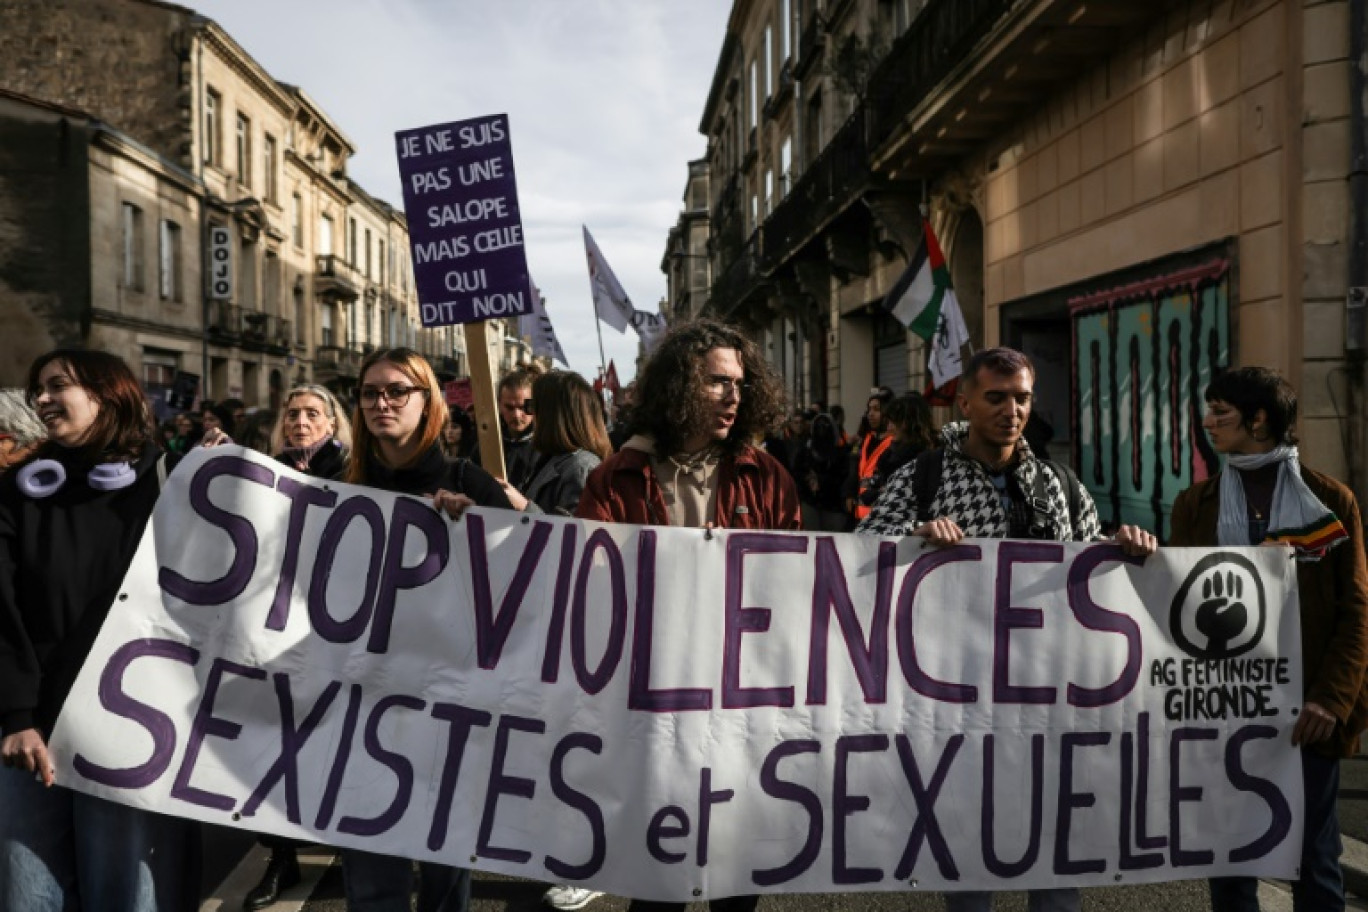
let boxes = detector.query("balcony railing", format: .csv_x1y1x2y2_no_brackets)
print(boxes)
240,311,292,354
760,0,1014,271
794,8,826,78
207,301,242,339
708,234,765,318
314,254,362,303
314,344,364,380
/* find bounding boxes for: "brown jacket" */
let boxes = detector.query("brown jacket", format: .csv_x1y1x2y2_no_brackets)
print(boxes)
1169,466,1368,757
576,444,802,531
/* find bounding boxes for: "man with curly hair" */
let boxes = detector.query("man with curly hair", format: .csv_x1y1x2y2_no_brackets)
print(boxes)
577,319,800,532
572,319,799,912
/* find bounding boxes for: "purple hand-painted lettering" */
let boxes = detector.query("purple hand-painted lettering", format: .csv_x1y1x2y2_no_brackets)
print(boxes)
646,806,690,864
1066,544,1144,707
73,638,200,789
994,542,1064,704
477,714,546,863
539,524,579,684
314,683,364,831
697,767,734,867
806,539,892,705
308,496,385,645
1054,732,1110,875
337,694,427,837
1224,725,1292,862
369,497,451,654
242,675,343,824
832,734,886,884
466,513,550,668
723,533,808,709
980,733,1044,878
752,740,823,886
630,530,711,712
570,530,627,695
892,733,963,880
895,546,981,702
544,732,606,880
159,456,275,605
171,656,265,811
1119,713,1166,871
266,476,338,631
427,702,494,852
1169,727,1219,866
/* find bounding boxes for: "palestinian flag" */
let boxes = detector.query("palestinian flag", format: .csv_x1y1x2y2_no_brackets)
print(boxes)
883,219,955,341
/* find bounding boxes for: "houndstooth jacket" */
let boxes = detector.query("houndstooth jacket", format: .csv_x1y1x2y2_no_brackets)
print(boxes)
855,421,1102,541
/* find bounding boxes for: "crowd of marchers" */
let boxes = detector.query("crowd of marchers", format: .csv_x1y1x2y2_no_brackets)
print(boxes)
0,318,1364,912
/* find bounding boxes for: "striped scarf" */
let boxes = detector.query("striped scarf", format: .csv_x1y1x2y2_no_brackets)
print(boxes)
1217,445,1348,561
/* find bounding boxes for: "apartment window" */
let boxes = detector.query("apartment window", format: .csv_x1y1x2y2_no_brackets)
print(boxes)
379,240,386,285
804,91,823,167
264,251,281,315
364,227,372,279
765,169,774,215
293,282,305,345
749,60,759,128
263,134,277,202
750,193,759,232
780,137,793,196
291,193,302,247
204,88,220,165
121,202,144,290
319,214,333,256
782,0,792,60
349,218,358,266
239,239,256,309
320,305,334,346
141,351,177,400
236,113,251,188
158,219,182,301
764,26,774,100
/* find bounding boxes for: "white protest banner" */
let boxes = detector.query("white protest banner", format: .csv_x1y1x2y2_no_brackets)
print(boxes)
50,447,1304,900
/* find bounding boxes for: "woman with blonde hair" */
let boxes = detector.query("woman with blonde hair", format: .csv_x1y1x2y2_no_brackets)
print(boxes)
499,370,611,516
340,347,510,912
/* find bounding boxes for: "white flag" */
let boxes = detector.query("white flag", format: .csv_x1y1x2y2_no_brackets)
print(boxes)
927,288,970,389
519,282,569,366
583,226,634,333
629,309,667,354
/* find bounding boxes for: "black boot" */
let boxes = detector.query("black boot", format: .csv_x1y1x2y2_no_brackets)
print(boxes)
243,848,302,911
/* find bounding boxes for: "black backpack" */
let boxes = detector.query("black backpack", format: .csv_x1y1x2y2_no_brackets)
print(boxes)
912,448,1083,533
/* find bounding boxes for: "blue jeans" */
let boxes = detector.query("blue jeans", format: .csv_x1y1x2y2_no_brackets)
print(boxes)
944,888,1079,912
0,765,200,912
1209,749,1344,911
340,848,470,912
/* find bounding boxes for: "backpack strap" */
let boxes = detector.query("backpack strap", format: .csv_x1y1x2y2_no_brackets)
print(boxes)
912,448,945,525
1042,459,1082,529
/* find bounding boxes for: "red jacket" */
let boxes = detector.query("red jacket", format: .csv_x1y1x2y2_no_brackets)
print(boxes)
576,444,802,531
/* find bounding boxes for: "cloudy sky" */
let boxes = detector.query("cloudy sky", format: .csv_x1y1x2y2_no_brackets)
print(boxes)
186,0,733,380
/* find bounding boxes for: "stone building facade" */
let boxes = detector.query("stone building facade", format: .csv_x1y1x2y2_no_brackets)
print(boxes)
676,0,1368,535
0,0,494,414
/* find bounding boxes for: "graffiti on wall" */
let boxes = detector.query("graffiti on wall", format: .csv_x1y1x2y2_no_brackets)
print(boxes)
1071,259,1231,540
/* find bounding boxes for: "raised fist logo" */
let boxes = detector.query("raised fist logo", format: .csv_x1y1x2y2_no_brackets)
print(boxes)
1170,553,1266,659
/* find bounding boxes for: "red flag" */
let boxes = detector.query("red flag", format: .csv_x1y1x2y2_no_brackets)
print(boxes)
593,370,604,394
924,376,958,407
604,360,621,397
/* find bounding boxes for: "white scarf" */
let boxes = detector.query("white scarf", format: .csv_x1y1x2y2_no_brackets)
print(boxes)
1217,445,1347,560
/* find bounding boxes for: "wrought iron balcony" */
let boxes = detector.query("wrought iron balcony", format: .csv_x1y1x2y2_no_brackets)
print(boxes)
761,0,1014,272
207,301,242,339
794,8,826,78
314,344,364,380
314,254,362,303
240,311,293,355
708,234,766,319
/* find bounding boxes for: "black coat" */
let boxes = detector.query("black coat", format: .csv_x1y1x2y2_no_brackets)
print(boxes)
276,436,348,480
363,443,512,508
0,443,167,735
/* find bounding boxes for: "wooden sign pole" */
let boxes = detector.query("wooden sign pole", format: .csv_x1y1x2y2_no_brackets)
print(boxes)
463,321,506,480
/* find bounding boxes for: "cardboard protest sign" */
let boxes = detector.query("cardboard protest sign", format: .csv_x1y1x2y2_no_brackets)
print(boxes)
397,113,531,327
50,448,1304,899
